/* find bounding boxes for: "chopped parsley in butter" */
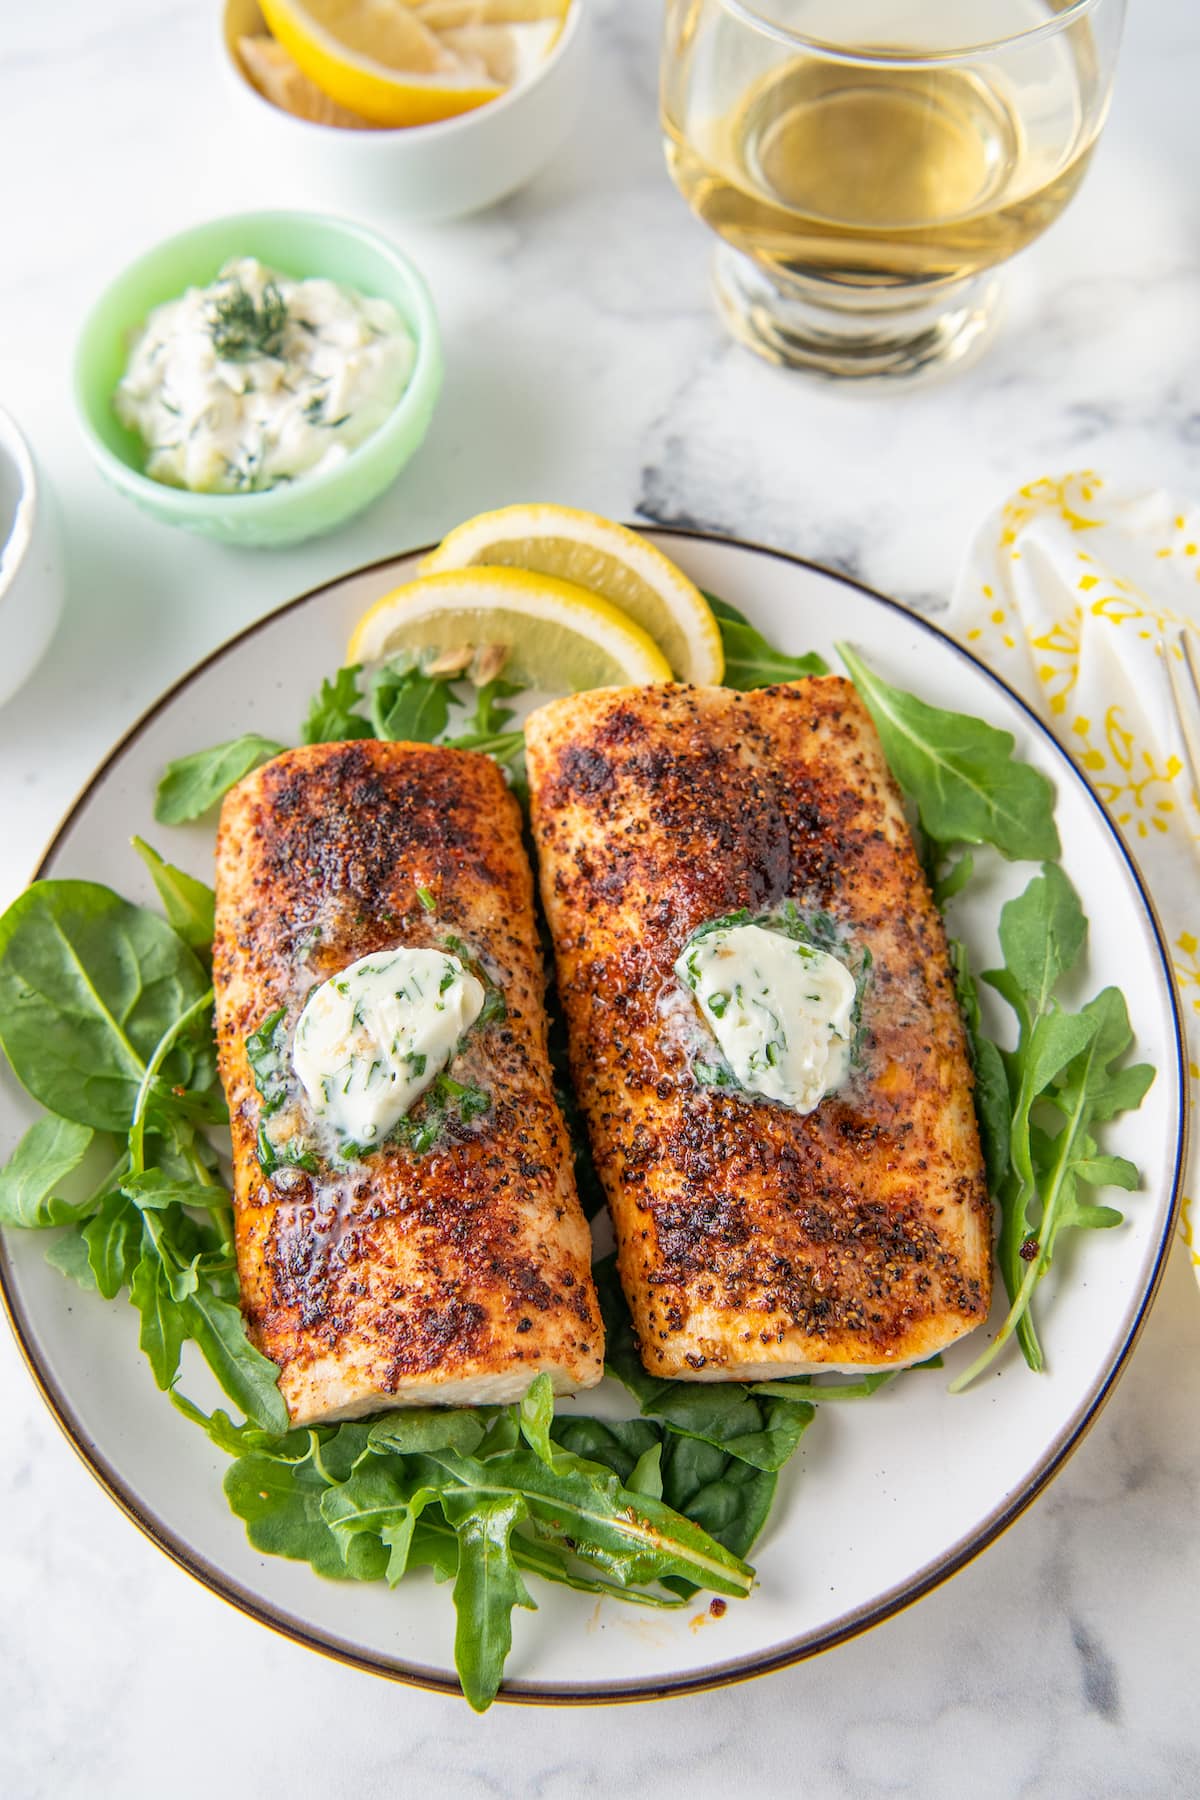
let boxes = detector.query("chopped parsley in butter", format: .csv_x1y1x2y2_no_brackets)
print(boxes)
677,920,856,1113
292,948,484,1149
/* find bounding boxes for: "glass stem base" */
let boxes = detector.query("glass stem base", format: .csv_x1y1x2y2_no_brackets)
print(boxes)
712,245,1002,382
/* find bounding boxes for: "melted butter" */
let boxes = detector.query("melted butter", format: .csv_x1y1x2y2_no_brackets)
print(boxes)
676,921,855,1113
292,948,483,1149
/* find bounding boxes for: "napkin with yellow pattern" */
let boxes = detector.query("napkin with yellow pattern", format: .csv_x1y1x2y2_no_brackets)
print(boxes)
946,470,1200,1285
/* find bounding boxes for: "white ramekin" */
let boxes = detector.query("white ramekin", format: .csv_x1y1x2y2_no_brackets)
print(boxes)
0,410,65,709
220,0,588,222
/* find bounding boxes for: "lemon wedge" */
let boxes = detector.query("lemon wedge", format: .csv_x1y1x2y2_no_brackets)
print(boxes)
347,568,674,689
420,504,724,684
257,0,504,125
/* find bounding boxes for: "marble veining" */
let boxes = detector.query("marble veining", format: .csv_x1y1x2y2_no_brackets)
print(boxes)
2,2,1200,1795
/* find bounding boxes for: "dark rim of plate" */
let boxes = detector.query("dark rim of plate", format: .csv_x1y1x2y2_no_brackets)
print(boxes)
0,529,1189,1707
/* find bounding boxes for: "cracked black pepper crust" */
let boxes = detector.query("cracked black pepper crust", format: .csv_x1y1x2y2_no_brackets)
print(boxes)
526,679,992,1381
213,739,603,1425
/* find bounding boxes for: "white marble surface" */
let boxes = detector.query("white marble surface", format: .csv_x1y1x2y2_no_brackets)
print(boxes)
2,2,1200,1793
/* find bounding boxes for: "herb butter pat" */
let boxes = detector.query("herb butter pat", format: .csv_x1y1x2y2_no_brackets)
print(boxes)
293,948,484,1148
114,257,415,495
677,922,856,1113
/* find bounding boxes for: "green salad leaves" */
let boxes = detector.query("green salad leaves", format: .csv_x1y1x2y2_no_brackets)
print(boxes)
949,866,1154,1390
0,583,1157,1711
0,866,287,1432
837,643,1060,864
193,1373,754,1711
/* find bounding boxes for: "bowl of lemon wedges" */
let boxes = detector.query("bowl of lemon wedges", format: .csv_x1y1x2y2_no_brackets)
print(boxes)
222,0,587,220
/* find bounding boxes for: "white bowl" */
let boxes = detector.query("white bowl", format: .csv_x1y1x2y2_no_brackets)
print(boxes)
220,0,588,221
0,410,64,709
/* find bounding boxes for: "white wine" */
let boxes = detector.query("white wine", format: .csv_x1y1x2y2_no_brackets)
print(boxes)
662,0,1114,296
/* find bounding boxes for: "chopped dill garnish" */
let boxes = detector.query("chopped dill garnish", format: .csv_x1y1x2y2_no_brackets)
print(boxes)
208,278,288,362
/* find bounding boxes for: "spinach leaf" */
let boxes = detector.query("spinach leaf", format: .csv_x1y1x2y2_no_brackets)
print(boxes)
130,838,215,953
706,594,831,689
596,1257,815,1471
0,881,210,1130
225,1454,368,1581
302,666,373,744
660,1433,778,1564
550,1416,662,1483
220,1385,752,1709
154,734,286,825
837,644,1060,863
0,1116,96,1227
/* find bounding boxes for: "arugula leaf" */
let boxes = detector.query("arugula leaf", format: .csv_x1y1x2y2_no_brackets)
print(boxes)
517,1371,557,1466
442,1490,535,1713
0,881,210,1131
302,666,373,744
705,594,831,689
120,1169,228,1212
991,861,1088,1031
44,1226,97,1290
130,838,215,953
154,735,286,825
184,1289,289,1433
468,678,523,736
82,1190,141,1298
950,940,1012,1194
421,1445,753,1597
951,871,1155,1390
932,851,974,908
130,1248,187,1389
370,661,455,743
837,644,1060,862
0,1116,96,1227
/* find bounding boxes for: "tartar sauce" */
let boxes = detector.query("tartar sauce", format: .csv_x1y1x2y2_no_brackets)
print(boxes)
293,948,484,1148
676,922,856,1113
114,257,415,495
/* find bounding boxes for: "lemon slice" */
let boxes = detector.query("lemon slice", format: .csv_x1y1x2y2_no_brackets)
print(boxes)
347,568,673,690
257,0,504,125
421,504,723,684
439,20,561,85
238,36,375,127
412,1,568,26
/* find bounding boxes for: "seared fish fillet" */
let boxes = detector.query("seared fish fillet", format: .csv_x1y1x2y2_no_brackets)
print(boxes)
526,679,991,1381
213,740,603,1425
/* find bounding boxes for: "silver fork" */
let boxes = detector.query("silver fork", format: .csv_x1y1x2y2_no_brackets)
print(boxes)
1162,627,1200,810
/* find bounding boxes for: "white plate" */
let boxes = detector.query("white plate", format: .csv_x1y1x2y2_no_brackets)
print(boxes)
0,533,1187,1704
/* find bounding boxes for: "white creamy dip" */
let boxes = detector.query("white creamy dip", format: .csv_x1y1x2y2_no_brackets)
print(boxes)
114,257,415,494
292,948,484,1148
676,921,856,1113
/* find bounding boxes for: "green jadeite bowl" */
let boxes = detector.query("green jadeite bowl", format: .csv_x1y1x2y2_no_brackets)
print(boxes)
74,211,443,549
